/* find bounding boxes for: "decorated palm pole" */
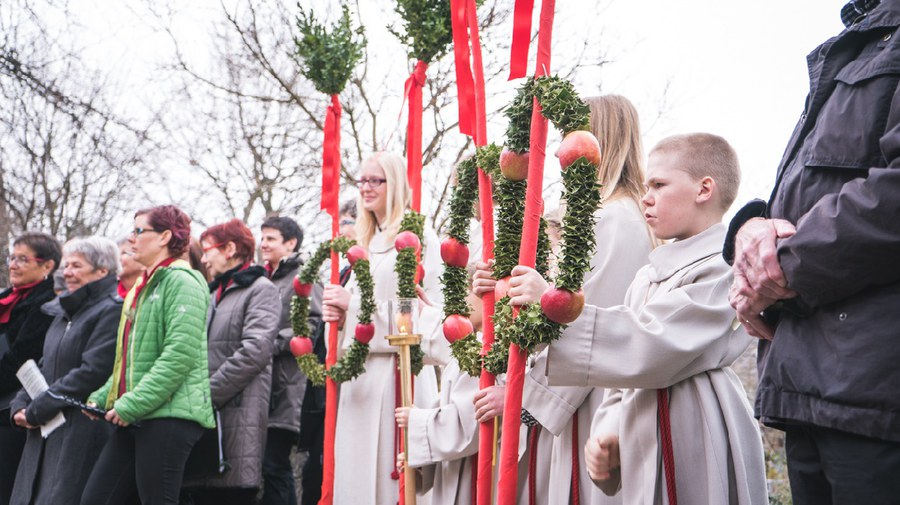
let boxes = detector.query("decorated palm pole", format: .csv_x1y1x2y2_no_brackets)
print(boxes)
448,1,499,503
496,1,556,502
391,3,454,503
292,8,365,505
493,0,604,503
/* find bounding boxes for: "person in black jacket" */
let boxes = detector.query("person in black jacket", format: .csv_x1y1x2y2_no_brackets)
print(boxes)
0,232,61,505
725,1,900,503
9,236,121,505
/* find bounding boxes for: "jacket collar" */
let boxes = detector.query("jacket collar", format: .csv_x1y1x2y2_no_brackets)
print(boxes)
646,223,726,283
269,252,302,281
45,274,118,319
208,263,267,294
850,0,900,31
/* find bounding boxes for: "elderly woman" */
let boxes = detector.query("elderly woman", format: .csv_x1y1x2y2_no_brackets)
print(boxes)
0,232,61,505
81,205,214,505
9,237,122,505
182,218,279,505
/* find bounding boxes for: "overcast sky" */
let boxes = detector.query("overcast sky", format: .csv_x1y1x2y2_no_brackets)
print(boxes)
66,0,848,226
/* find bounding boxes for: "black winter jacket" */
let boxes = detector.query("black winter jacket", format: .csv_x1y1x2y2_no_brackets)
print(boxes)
732,0,900,442
0,278,56,412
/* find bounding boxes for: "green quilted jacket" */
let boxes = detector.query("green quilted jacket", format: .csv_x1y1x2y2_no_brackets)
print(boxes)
90,260,215,428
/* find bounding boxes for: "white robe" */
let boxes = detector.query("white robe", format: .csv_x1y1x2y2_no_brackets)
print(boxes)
407,360,480,505
333,227,447,505
547,224,768,505
523,198,651,505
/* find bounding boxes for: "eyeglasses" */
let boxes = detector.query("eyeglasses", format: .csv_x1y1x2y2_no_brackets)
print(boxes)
340,219,356,226
202,242,226,253
6,255,46,266
354,178,387,189
132,227,160,237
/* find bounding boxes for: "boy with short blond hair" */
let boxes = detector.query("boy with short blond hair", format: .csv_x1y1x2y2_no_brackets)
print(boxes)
509,133,767,504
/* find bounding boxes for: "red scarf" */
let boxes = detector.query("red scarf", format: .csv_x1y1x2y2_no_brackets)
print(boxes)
0,280,42,324
117,257,178,398
116,281,129,299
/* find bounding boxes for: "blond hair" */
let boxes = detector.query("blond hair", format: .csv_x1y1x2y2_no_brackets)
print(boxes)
355,152,412,248
650,133,741,211
586,95,646,205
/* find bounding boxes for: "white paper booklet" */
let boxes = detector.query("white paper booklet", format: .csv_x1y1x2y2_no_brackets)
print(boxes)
16,359,66,438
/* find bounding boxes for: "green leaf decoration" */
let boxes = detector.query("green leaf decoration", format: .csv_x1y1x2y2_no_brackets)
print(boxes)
441,265,470,318
291,237,376,385
451,334,483,377
447,157,479,242
492,177,527,279
326,339,371,383
297,354,326,387
487,74,602,356
294,4,366,95
394,210,427,373
388,0,453,63
475,143,502,179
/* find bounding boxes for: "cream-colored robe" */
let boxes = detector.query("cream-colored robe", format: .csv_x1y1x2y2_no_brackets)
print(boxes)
334,227,447,505
547,224,767,505
523,198,651,505
407,360,480,505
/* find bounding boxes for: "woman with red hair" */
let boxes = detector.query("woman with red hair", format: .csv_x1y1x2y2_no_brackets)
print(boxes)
82,205,214,505
182,218,280,505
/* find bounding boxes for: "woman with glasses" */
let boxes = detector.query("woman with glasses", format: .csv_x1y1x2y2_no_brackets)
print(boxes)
322,152,446,505
81,205,215,505
0,233,61,505
9,237,122,505
181,218,279,505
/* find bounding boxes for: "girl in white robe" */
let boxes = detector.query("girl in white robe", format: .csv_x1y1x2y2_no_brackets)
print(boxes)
324,152,446,505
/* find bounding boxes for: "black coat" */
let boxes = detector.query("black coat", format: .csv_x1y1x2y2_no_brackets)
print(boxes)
736,0,900,442
8,274,120,505
0,277,56,413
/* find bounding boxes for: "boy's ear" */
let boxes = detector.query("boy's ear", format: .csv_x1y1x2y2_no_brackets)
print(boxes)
696,176,716,204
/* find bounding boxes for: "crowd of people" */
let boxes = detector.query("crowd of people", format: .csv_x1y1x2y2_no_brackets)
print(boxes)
1,2,898,504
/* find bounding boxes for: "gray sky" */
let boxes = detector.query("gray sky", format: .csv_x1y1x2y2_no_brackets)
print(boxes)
66,0,848,227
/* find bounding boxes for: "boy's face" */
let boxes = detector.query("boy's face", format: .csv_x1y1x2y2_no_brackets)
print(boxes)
641,152,704,241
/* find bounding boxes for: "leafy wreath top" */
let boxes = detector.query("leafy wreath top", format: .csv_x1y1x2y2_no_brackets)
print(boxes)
290,237,375,386
470,76,603,376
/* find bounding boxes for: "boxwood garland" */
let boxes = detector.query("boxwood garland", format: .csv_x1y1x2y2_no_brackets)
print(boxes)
394,211,426,375
440,147,498,377
292,237,376,386
480,75,602,372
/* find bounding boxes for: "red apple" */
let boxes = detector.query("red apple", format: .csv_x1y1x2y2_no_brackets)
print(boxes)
558,130,601,170
540,288,586,324
354,323,375,344
346,245,368,266
415,263,425,284
394,231,422,253
494,276,511,300
293,277,312,297
442,314,474,344
440,237,469,268
290,336,313,357
499,148,530,181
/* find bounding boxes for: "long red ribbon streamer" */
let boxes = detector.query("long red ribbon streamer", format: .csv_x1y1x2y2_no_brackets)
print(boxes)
404,60,428,213
497,0,555,503
451,0,475,137
508,0,535,80
449,0,498,502
321,94,342,218
319,96,342,505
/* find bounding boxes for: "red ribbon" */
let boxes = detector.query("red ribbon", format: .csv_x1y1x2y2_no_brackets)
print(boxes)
497,0,555,503
319,94,343,505
404,60,428,213
508,0,535,80
321,94,342,220
451,0,476,137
